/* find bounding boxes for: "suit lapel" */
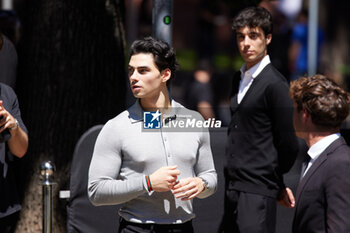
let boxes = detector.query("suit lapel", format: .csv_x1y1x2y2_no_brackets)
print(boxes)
295,137,347,206
230,69,262,111
295,152,327,204
238,63,273,105
230,64,273,114
238,73,262,105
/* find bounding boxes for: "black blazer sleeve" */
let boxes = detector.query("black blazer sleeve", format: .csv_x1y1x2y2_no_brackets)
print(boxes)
325,150,350,232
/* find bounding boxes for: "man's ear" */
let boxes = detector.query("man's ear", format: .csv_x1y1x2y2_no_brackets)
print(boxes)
302,108,311,123
161,68,171,83
266,33,272,45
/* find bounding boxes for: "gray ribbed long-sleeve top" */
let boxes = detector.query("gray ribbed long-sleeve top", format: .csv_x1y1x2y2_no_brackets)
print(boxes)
88,100,217,224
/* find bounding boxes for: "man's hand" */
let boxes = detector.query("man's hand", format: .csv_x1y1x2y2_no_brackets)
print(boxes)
0,100,28,157
278,187,295,208
149,166,181,192
172,177,205,201
0,100,17,133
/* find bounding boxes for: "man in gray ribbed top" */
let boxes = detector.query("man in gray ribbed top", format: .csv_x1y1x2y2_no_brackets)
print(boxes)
88,37,217,233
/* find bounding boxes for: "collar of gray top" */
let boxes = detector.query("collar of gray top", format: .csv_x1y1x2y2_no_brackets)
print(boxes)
128,99,183,123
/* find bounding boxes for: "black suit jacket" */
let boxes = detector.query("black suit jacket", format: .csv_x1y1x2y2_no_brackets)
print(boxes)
293,137,350,233
226,63,299,198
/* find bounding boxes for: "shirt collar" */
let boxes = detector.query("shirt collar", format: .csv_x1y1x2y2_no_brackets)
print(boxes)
308,133,341,159
127,99,183,123
240,55,270,79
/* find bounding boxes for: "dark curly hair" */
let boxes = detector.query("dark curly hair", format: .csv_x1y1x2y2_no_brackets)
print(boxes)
232,6,273,37
290,74,350,129
129,37,179,85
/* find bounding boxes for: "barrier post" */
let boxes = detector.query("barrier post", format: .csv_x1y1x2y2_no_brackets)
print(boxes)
40,161,55,233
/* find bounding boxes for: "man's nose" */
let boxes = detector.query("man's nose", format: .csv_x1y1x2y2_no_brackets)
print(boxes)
243,36,250,46
129,71,138,83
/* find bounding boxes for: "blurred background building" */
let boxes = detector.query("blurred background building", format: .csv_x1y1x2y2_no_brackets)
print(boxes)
2,0,350,124
123,0,350,125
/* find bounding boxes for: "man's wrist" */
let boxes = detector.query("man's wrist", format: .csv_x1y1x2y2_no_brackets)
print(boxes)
145,175,153,192
200,177,208,191
9,119,19,131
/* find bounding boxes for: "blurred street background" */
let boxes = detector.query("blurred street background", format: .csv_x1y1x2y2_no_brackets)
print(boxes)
1,0,350,232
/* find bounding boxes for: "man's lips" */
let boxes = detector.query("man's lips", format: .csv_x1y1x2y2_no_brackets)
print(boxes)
244,50,254,55
132,85,141,90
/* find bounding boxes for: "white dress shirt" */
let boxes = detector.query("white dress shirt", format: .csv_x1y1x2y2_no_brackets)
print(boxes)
237,55,271,104
302,133,341,177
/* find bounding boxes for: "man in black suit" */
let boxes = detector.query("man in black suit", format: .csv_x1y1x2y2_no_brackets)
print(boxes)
290,75,350,233
221,7,299,233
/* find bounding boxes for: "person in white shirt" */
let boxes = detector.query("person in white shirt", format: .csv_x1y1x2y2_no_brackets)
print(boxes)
221,6,299,233
290,74,350,233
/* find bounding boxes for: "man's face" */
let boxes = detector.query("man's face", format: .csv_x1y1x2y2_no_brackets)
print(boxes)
236,26,271,69
128,53,169,99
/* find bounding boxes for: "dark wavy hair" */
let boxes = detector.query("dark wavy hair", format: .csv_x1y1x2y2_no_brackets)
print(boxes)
290,74,350,129
232,6,273,37
129,37,179,85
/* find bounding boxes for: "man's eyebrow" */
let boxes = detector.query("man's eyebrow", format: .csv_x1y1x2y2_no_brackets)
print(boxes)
128,65,149,69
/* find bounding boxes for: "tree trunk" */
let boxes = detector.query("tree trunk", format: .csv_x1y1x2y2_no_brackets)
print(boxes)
13,0,126,232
